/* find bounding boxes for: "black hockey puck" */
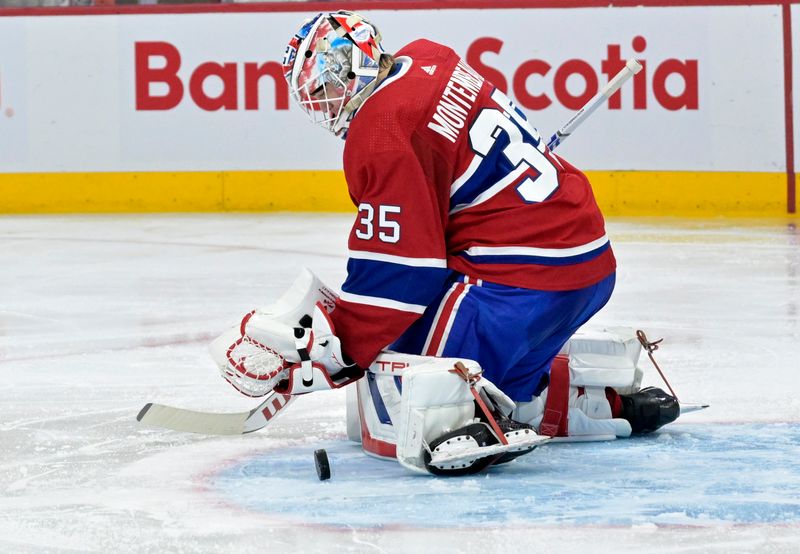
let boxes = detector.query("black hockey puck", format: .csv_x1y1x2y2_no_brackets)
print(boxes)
314,449,331,481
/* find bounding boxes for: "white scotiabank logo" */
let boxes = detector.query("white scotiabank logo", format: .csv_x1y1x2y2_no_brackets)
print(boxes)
134,36,698,112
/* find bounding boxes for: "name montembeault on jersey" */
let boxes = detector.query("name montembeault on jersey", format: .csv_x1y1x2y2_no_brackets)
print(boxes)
427,60,485,144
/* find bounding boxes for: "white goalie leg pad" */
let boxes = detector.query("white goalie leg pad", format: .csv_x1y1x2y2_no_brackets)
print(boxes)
349,351,455,458
349,351,547,470
561,327,644,394
350,365,404,457
513,328,648,440
395,358,480,473
345,383,363,444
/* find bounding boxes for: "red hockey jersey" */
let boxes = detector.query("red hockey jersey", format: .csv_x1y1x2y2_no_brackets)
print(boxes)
330,39,616,368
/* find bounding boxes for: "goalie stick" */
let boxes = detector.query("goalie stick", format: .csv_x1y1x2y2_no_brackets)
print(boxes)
137,389,295,435
547,58,643,151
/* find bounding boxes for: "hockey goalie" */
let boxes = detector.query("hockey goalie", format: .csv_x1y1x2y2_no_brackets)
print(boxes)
209,269,683,476
198,10,693,475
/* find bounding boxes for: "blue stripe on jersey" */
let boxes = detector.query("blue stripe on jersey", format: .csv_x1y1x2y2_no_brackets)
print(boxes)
458,242,610,266
450,129,517,210
342,257,451,307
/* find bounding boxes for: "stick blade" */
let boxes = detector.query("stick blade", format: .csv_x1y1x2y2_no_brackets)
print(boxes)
137,403,250,435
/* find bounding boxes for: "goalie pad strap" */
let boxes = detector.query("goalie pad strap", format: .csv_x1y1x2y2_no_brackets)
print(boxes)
451,362,509,446
539,355,570,437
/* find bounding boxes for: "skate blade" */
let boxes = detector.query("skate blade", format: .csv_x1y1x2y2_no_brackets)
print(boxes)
679,403,710,415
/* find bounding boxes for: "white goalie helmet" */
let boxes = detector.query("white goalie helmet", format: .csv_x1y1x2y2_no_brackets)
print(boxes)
282,11,386,137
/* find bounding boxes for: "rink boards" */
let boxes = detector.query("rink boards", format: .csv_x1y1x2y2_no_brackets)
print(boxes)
0,1,797,215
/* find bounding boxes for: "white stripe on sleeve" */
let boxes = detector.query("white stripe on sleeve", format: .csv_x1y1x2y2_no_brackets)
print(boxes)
339,291,427,314
348,249,447,268
464,234,609,258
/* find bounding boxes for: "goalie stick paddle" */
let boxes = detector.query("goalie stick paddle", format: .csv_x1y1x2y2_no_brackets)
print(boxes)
136,389,296,435
547,58,642,151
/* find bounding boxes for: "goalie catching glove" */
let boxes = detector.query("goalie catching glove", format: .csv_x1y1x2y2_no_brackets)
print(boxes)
209,269,363,397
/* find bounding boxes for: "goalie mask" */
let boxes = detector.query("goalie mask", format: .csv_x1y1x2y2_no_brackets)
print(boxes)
283,11,385,137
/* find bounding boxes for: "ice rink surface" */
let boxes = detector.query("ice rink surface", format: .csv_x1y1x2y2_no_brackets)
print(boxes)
1,213,799,553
